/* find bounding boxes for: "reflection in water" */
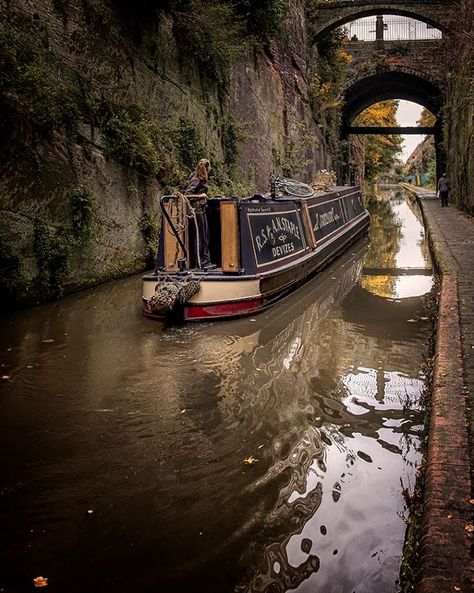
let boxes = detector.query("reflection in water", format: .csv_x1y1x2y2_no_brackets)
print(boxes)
0,187,432,593
361,186,432,299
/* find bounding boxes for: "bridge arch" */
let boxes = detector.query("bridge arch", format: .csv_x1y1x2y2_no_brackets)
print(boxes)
342,70,442,126
312,2,450,40
341,69,444,181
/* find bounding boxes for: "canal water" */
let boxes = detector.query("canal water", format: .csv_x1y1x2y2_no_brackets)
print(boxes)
0,186,433,593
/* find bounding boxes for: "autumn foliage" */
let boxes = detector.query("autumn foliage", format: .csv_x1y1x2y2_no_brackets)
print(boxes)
354,101,403,181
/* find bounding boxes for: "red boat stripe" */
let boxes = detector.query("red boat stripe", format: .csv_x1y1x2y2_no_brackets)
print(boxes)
184,298,263,320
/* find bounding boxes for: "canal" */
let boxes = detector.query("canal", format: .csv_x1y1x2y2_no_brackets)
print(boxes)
0,186,433,593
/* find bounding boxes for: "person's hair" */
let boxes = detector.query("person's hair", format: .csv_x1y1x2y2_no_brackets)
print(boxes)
195,159,211,181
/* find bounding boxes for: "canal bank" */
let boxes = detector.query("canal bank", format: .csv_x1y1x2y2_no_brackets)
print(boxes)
401,184,474,592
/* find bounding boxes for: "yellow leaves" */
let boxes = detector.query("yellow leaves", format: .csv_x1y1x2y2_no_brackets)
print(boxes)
352,100,402,180
336,49,352,63
354,101,399,127
243,456,258,465
33,576,48,588
417,107,436,127
464,523,474,532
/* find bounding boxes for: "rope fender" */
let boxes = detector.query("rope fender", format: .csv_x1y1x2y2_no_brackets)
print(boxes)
145,275,201,315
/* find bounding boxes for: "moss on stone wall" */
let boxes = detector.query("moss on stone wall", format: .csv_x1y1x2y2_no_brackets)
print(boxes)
308,26,352,172
0,0,328,305
442,0,474,213
0,237,24,305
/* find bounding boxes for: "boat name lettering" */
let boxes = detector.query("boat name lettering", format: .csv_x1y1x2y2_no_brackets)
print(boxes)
313,207,340,231
254,216,301,252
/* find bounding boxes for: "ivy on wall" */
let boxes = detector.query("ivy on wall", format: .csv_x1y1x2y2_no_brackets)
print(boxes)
442,0,474,213
308,27,352,171
31,186,97,298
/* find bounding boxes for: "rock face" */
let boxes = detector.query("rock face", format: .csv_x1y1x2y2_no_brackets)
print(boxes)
0,0,328,305
443,0,474,213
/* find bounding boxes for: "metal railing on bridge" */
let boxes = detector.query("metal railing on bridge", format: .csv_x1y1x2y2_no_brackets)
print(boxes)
343,17,442,41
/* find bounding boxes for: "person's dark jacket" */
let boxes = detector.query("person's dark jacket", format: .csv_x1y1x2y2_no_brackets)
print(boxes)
185,174,208,197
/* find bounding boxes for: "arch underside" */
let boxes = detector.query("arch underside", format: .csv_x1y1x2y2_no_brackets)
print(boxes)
343,71,442,127
315,7,446,39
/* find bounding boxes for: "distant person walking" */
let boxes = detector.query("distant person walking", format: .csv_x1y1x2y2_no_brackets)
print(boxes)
437,172,450,207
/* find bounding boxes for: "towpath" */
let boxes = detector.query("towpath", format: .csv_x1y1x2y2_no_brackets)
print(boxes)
401,184,474,593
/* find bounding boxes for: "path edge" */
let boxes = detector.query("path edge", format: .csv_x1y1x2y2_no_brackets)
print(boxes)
401,183,473,592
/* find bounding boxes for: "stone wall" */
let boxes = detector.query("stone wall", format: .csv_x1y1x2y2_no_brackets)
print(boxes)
443,0,474,213
0,0,328,305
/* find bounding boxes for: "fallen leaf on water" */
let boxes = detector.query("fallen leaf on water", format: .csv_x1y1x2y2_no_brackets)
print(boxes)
41,338,54,344
464,523,474,532
33,576,48,588
243,456,258,465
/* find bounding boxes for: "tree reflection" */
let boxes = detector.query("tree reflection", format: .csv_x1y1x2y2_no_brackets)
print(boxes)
361,187,402,298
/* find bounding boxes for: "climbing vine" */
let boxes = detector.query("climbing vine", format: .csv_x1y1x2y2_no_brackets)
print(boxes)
309,27,352,170
33,223,76,298
70,185,96,240
0,238,23,305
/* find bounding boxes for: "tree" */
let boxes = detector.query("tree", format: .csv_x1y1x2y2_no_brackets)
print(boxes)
417,108,436,127
354,101,403,181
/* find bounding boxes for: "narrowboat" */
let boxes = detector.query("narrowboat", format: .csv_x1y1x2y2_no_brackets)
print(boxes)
142,178,370,321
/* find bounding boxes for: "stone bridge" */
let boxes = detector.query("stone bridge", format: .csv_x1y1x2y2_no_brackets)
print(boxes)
313,0,453,39
312,0,454,178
